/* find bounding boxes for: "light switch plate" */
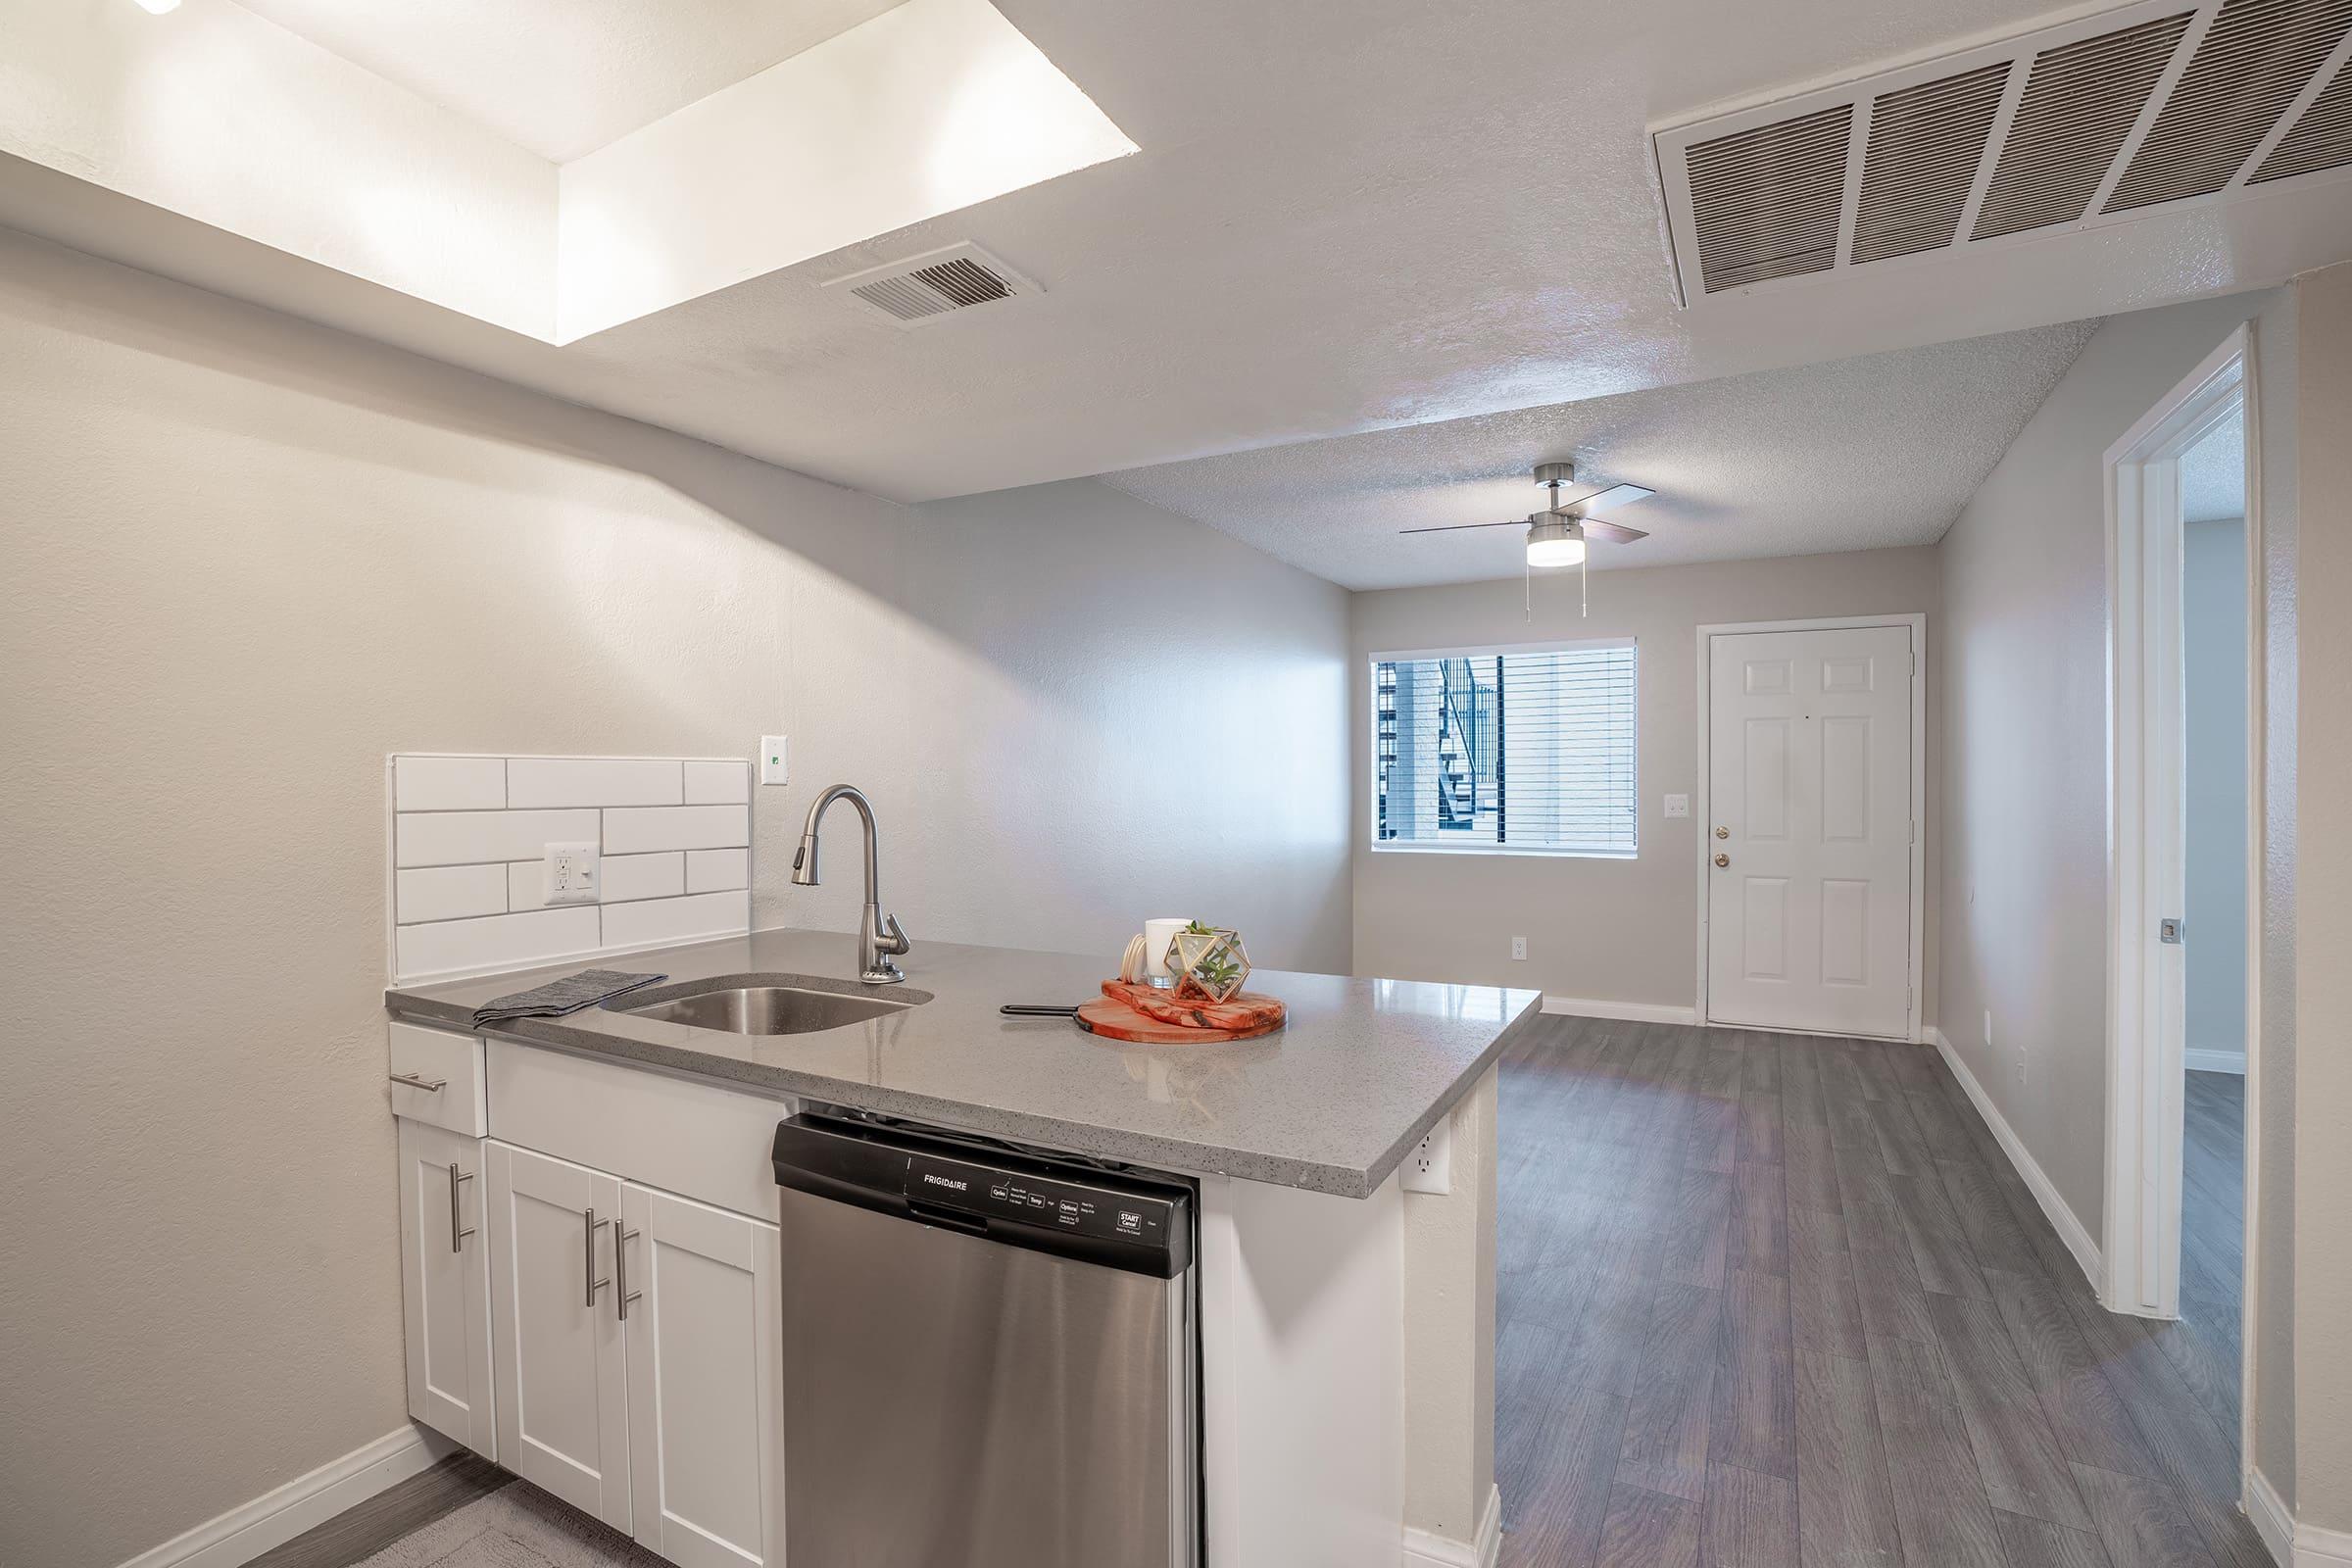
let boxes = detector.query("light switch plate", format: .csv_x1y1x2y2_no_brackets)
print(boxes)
1663,793,1690,818
545,841,600,906
760,735,789,787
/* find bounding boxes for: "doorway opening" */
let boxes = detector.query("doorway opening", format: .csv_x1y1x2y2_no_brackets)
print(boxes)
2102,325,2261,1478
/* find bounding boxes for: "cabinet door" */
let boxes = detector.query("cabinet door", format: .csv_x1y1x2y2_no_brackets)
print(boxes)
486,1141,631,1531
395,1119,494,1458
622,1182,784,1568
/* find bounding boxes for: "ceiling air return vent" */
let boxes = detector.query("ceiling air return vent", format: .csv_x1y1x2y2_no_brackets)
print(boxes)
1974,13,2195,239
2250,47,2352,180
1684,104,1855,290
1853,62,2014,263
1652,0,2352,303
2107,0,2352,209
827,243,1041,329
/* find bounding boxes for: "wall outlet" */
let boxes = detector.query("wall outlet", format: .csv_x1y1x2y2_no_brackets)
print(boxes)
545,841,600,906
1663,793,1690,818
1511,935,1528,961
760,735,789,787
1402,1117,1453,1195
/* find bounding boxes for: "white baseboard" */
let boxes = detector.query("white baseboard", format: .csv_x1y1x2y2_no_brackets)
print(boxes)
1928,1027,2104,1294
1402,1484,1502,1568
2247,1467,2352,1566
115,1424,453,1568
1541,996,1699,1026
2185,1047,2248,1074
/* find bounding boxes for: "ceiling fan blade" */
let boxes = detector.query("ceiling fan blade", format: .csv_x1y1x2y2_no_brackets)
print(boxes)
1397,518,1526,535
1577,483,1656,514
1582,518,1649,544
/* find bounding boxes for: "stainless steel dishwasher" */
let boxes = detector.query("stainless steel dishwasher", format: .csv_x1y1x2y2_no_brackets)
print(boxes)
771,1112,1200,1567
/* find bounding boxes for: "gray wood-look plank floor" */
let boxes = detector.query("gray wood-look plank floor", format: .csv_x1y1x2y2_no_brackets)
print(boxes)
1495,1015,2260,1568
244,1452,509,1568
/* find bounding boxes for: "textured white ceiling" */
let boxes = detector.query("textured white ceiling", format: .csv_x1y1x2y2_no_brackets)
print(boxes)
18,0,2352,502
236,0,906,161
2180,414,2245,524
1102,324,2099,590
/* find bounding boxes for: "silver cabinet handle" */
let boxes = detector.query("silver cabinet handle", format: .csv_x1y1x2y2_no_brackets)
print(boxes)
612,1219,643,1321
584,1208,610,1306
448,1164,475,1253
389,1072,446,1093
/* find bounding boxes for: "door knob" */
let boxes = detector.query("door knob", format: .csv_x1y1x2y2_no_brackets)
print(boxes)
1714,853,1731,868
1715,826,1730,840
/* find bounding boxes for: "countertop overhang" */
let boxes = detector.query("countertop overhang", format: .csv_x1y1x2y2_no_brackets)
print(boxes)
384,927,1540,1198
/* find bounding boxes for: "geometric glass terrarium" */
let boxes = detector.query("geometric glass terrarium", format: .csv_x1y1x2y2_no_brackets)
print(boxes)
1168,923,1251,1003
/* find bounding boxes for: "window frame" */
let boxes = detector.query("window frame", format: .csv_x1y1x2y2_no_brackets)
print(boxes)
1366,635,1640,860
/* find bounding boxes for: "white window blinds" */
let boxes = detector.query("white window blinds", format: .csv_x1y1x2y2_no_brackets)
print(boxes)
1373,644,1638,855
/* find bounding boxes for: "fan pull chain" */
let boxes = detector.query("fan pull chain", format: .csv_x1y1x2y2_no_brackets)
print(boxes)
1581,553,1589,617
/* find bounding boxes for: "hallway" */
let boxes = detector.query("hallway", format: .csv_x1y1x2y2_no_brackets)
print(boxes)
1494,1015,2266,1568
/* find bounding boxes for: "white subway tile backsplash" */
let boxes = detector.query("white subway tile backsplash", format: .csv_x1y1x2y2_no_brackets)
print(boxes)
391,754,752,983
396,863,509,924
604,804,749,855
394,755,505,811
602,852,686,904
395,906,600,978
396,808,600,868
507,860,548,912
683,760,752,805
686,847,750,894
601,891,751,952
507,757,683,809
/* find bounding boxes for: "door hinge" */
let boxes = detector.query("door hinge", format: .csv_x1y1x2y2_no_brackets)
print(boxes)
1909,819,1917,845
2159,917,2183,945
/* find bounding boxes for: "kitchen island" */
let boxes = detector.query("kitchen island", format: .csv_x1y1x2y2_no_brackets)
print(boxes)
384,926,1537,1567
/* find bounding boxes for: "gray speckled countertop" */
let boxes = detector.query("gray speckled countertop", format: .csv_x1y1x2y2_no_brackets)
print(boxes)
385,927,1539,1198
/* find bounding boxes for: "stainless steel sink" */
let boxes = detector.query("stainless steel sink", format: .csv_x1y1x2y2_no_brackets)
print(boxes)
618,977,927,1036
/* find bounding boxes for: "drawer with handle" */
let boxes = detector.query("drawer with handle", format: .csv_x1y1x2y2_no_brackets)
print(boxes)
389,1019,488,1136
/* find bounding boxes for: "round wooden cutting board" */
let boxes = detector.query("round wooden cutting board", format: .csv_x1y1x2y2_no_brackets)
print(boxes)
1074,985,1287,1044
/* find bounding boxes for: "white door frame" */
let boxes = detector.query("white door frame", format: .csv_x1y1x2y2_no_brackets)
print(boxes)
2100,320,2262,1400
1693,613,1928,1043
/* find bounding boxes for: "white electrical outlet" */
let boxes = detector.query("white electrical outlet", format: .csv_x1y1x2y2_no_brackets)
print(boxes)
1402,1117,1453,1195
1663,793,1690,818
1510,935,1527,961
545,841,600,906
760,735,789,787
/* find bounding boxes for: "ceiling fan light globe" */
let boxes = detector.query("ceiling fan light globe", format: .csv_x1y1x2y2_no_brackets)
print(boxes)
1526,536,1586,568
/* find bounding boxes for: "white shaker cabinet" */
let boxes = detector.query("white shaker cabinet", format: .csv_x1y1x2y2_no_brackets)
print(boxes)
485,1141,632,1533
622,1182,785,1568
395,1118,495,1459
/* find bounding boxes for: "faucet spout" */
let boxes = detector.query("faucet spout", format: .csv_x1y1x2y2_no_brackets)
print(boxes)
792,784,909,985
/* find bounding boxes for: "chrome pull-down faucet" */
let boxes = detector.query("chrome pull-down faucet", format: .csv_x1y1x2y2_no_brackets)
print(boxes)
791,784,909,985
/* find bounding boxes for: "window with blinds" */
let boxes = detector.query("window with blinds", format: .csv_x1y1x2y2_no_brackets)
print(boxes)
1373,642,1638,855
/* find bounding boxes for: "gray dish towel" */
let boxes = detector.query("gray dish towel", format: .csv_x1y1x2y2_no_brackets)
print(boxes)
471,968,665,1028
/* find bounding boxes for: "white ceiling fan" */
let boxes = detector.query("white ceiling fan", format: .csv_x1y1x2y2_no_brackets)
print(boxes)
1398,462,1657,616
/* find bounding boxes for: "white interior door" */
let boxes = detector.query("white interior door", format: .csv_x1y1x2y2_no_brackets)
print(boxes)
487,1141,631,1531
1707,623,1915,1037
622,1182,784,1568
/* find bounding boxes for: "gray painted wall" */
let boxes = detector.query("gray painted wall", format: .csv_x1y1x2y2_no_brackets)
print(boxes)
0,228,1352,1568
2183,515,2248,1068
1350,548,1941,1017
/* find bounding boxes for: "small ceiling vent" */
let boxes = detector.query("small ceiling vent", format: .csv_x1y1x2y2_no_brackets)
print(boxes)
827,243,1041,329
1653,0,2352,303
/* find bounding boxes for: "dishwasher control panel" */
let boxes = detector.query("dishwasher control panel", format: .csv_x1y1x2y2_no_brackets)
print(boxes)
906,1152,1176,1250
